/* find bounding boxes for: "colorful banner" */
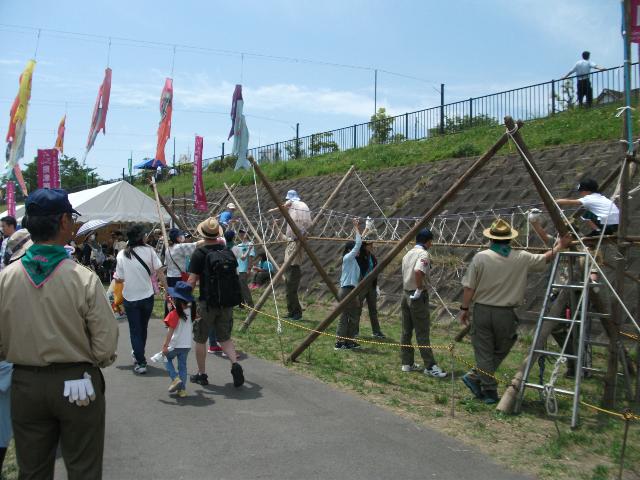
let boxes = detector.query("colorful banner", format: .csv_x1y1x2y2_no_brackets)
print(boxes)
54,114,66,153
37,149,59,189
6,181,15,217
82,67,112,164
155,78,173,166
193,136,207,212
632,0,640,43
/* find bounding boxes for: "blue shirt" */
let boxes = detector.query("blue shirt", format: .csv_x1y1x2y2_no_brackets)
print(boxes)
232,242,255,273
218,210,233,226
259,260,274,273
339,234,362,288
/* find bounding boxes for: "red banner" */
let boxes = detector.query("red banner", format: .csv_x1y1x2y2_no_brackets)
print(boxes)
632,0,640,43
6,181,15,217
37,149,58,189
193,136,207,212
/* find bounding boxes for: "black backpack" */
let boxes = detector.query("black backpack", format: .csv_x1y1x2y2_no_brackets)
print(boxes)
201,247,242,308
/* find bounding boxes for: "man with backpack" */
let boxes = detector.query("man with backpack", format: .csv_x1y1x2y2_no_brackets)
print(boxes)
188,217,245,387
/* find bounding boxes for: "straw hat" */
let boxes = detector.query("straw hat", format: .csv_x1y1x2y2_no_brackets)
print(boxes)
196,217,223,239
482,219,518,240
7,229,33,263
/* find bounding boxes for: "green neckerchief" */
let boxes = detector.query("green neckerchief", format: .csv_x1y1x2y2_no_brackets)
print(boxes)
490,242,512,257
21,244,69,288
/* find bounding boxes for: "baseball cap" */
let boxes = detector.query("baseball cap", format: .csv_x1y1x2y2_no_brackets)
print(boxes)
25,189,80,216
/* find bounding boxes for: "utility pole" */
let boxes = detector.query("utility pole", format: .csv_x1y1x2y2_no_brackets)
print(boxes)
440,83,445,135
374,69,378,115
295,122,300,159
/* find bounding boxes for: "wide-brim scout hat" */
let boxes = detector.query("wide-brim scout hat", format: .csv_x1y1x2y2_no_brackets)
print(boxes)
8,229,33,263
483,219,518,240
196,217,223,239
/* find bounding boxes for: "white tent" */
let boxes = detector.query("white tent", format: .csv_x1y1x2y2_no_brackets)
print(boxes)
1,181,170,224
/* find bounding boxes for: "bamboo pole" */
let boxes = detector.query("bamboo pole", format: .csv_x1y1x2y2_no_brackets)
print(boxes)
223,182,280,271
287,131,510,362
249,157,342,303
150,177,169,263
240,166,355,331
158,193,189,232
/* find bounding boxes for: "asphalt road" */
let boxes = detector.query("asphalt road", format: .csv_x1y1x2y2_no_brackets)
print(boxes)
55,319,529,480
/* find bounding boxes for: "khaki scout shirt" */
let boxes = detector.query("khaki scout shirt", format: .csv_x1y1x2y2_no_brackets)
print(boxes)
401,245,431,290
462,249,547,307
0,258,118,367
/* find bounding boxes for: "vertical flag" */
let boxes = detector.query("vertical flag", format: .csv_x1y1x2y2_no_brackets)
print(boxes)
227,85,250,170
193,136,207,212
51,149,60,188
5,59,36,195
54,114,66,153
82,68,112,164
37,149,59,189
6,181,15,217
155,78,173,165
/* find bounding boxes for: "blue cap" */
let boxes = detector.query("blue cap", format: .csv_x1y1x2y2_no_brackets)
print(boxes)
168,281,195,303
25,189,80,216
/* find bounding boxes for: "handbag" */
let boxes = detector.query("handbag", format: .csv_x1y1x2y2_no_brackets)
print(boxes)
167,246,190,281
131,248,161,295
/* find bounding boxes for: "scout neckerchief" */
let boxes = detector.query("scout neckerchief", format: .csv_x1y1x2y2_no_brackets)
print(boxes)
21,244,69,287
490,242,512,257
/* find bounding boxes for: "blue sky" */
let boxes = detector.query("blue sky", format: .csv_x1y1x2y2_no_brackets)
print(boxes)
0,0,624,180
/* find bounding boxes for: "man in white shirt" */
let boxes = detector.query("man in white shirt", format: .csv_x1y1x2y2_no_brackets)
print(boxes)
556,178,619,237
0,216,17,273
564,51,604,107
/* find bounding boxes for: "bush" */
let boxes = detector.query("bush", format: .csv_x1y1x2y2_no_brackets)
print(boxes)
449,142,480,158
207,155,237,173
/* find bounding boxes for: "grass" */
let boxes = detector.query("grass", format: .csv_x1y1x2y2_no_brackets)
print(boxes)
142,104,637,197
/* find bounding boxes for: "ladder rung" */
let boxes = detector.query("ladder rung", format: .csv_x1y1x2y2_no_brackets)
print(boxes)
557,251,588,257
523,383,575,396
551,283,600,289
534,349,578,359
587,312,610,318
542,316,580,324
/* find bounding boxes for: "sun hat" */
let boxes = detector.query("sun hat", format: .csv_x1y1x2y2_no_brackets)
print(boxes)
7,229,33,263
226,202,237,209
168,281,195,303
285,190,300,202
196,217,223,239
483,219,518,240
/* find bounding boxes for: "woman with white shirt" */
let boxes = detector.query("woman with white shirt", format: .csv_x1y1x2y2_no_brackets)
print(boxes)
164,228,197,315
115,224,169,374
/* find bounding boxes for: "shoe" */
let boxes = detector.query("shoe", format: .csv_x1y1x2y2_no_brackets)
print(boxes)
347,342,361,350
177,389,187,398
462,373,483,399
133,363,147,374
401,364,422,372
208,345,223,354
424,365,448,378
334,342,348,350
372,331,386,339
168,377,182,393
190,373,209,386
483,390,499,404
231,362,245,387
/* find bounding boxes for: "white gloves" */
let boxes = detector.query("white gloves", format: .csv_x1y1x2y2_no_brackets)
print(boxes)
410,289,422,300
528,208,542,223
63,372,96,407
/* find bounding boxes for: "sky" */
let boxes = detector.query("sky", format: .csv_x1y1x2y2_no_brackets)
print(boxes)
0,0,626,180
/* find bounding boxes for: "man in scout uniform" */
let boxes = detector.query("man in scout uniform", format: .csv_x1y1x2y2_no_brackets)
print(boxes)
0,188,118,479
460,219,571,404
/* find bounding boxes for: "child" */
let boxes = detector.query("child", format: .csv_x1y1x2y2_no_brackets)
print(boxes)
251,252,274,288
162,281,194,398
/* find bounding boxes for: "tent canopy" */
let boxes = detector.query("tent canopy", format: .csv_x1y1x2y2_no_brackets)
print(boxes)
135,158,164,170
1,181,170,224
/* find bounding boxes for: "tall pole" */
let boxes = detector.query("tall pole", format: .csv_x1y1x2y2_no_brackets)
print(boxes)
295,123,300,159
440,83,445,134
240,166,355,331
374,69,378,115
287,130,510,362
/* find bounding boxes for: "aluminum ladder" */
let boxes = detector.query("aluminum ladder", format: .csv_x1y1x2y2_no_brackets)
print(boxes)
514,250,595,428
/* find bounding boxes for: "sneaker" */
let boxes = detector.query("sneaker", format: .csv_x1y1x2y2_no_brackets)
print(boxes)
190,372,209,386
177,389,187,398
483,390,499,405
401,364,422,372
208,345,223,354
372,331,386,339
462,373,483,399
424,365,448,378
334,341,348,350
231,362,244,387
133,363,147,374
347,342,361,350
168,377,182,393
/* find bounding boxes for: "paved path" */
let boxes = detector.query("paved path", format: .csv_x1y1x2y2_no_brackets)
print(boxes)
56,319,529,480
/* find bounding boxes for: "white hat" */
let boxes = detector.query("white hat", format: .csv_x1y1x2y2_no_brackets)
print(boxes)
285,190,300,202
227,202,236,209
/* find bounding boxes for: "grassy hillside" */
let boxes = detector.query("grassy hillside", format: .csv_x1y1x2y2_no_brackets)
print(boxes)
147,104,635,197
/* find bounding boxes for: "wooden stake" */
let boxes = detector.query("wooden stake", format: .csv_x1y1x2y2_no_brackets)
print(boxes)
158,193,189,232
287,131,510,362
223,182,280,271
239,166,355,331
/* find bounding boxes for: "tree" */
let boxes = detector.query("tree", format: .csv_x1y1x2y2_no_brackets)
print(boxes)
21,155,100,192
428,114,498,136
309,132,338,155
369,108,394,144
284,137,305,160
552,79,576,112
